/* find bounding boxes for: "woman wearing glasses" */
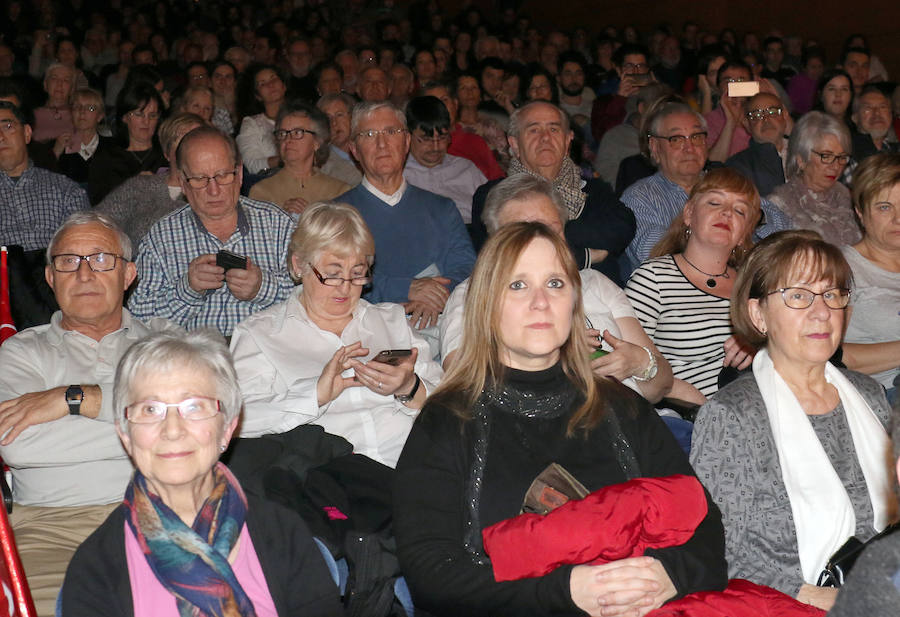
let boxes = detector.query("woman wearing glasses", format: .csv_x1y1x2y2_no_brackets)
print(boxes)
230,202,443,468
55,88,113,186
767,111,860,245
89,80,166,204
690,230,896,611
248,102,349,214
62,330,343,616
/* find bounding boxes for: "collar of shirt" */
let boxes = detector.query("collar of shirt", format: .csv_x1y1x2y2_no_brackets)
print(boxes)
286,289,375,336
362,176,407,206
188,198,250,239
331,144,352,161
46,307,132,346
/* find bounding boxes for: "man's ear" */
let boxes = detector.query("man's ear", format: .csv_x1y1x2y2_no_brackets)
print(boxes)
507,134,519,159
123,261,137,289
45,264,55,291
23,123,32,145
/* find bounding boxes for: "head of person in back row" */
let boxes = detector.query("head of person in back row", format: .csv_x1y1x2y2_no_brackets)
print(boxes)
440,173,673,402
338,101,475,332
724,91,790,197
402,95,486,225
127,126,297,336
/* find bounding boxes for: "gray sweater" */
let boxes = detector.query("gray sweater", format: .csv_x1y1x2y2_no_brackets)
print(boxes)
690,369,893,595
95,173,185,250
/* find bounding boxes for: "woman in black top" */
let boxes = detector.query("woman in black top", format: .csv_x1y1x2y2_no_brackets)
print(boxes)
394,222,727,617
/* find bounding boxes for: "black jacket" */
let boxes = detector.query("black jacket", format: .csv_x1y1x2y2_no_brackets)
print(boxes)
725,139,786,198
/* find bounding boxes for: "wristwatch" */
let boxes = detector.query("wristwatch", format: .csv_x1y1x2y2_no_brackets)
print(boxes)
633,347,658,383
66,384,84,415
394,374,421,404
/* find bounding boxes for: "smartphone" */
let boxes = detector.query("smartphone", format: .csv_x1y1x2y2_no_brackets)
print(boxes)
630,73,651,85
373,349,412,366
216,249,247,271
727,81,760,98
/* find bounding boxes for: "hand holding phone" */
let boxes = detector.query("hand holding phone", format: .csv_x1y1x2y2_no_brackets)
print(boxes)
216,250,247,271
372,349,412,366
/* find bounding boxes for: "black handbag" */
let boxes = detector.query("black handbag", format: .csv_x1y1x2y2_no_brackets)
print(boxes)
817,523,900,587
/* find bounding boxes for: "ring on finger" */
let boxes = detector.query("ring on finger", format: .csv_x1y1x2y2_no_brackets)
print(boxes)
378,381,383,390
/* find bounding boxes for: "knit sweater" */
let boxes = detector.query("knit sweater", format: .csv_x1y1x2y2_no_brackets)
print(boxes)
95,173,186,250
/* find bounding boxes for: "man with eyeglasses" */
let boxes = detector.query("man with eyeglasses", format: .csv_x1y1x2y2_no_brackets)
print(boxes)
591,43,654,143
850,86,900,161
402,95,486,225
128,127,295,337
0,101,89,252
623,101,789,273
338,101,475,336
726,92,791,196
0,211,177,615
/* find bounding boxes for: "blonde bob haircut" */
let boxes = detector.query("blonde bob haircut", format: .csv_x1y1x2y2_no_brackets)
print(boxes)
430,221,621,435
287,201,375,283
651,167,761,266
851,152,900,218
730,229,853,348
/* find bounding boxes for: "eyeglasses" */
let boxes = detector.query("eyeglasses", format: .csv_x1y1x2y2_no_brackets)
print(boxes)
274,127,317,141
125,396,222,424
746,106,783,121
129,109,160,121
355,127,407,141
649,131,708,147
309,263,371,287
0,119,21,133
810,150,851,165
622,62,648,72
722,77,747,84
183,168,239,189
766,287,851,310
51,252,122,272
72,104,99,113
413,132,450,145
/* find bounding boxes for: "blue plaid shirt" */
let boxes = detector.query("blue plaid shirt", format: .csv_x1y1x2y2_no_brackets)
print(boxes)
0,163,89,250
128,197,297,336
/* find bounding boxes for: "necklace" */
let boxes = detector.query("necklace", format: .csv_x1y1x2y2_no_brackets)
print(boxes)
129,148,152,167
681,253,730,288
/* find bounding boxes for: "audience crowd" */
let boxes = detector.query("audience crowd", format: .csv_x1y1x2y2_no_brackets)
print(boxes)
1,0,900,615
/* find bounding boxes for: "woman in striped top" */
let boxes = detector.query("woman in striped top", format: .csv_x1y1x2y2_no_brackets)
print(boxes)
626,168,761,404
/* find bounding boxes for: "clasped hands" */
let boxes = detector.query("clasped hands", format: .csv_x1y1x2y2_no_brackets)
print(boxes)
570,556,676,617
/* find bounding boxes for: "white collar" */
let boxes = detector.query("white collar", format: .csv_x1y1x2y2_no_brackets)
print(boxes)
361,176,407,206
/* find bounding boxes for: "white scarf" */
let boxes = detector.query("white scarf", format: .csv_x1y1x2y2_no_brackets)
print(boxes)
752,348,896,583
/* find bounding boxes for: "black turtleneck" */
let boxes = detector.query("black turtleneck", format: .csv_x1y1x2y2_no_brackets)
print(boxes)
394,363,727,617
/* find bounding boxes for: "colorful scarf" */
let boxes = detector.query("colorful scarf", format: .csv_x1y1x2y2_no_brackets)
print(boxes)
124,462,257,617
507,156,586,220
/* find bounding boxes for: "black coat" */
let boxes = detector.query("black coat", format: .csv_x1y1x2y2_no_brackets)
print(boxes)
725,139,786,198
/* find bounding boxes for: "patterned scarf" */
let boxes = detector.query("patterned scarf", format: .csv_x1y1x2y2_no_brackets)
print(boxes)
507,156,587,220
124,462,257,617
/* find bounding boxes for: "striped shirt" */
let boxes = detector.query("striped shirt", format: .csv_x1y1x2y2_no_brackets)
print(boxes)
0,163,89,251
128,197,297,336
625,255,731,396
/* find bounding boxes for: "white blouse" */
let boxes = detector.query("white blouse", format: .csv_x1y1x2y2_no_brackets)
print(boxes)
230,292,443,467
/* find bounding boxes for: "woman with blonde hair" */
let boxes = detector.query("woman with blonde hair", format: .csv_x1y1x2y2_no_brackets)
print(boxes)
394,221,726,616
626,167,761,404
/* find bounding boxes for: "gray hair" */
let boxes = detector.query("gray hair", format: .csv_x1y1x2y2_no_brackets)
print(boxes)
852,85,889,116
482,174,568,234
647,101,706,138
785,111,851,179
277,101,331,167
113,329,243,426
288,202,375,283
349,101,407,139
507,101,570,139
47,211,133,263
316,92,356,115
43,62,74,83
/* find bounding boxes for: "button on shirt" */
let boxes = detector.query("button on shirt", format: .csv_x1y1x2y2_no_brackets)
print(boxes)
230,293,443,468
0,309,176,507
128,197,297,336
403,154,487,224
0,163,89,251
622,170,791,273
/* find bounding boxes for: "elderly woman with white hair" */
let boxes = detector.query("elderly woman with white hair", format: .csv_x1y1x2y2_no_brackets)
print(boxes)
61,329,343,616
767,111,860,245
230,202,443,468
32,62,76,142
248,101,349,214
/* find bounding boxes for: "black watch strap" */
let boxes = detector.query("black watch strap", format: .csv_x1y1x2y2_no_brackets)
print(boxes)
66,384,84,416
394,373,421,404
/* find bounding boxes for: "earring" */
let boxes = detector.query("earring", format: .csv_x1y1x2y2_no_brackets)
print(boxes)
684,227,692,238
220,444,227,453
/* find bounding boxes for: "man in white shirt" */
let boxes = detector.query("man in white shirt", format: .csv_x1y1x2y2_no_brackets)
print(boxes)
402,95,487,224
0,212,175,615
